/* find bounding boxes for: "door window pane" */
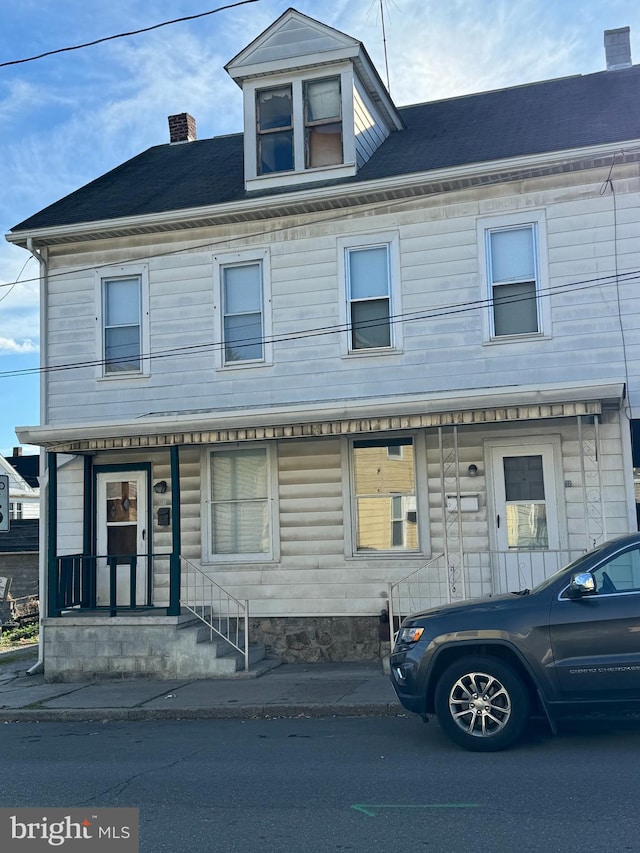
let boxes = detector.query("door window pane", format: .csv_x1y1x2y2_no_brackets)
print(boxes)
106,481,138,522
505,504,548,549
353,439,418,552
503,456,545,501
211,449,269,555
503,456,548,549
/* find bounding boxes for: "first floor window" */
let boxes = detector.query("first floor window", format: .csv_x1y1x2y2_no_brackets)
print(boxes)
487,224,539,337
352,438,418,552
221,262,264,363
347,245,392,350
210,448,269,555
103,276,142,373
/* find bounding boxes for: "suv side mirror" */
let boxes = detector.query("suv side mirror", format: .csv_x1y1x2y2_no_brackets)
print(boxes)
568,571,596,598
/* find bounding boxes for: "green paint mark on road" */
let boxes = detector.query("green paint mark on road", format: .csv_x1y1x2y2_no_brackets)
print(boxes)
351,803,482,817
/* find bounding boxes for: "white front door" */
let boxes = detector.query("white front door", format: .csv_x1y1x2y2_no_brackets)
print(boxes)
489,442,563,591
96,471,148,606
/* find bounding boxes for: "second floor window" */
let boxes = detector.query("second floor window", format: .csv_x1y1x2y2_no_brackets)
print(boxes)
9,502,23,520
103,276,142,373
487,224,540,337
346,245,392,350
222,262,264,363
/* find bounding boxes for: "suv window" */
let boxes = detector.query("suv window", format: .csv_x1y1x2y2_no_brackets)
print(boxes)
592,546,640,594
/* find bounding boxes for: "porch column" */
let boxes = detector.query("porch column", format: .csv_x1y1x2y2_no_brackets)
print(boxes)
168,445,182,616
46,451,58,617
82,455,93,607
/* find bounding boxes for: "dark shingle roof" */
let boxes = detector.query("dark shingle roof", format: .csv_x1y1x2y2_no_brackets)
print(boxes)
6,455,39,489
11,65,640,234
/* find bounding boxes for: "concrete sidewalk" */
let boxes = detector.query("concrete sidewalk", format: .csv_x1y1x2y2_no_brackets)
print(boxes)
0,646,402,722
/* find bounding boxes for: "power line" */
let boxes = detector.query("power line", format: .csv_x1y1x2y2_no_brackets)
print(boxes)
0,267,638,380
0,0,259,69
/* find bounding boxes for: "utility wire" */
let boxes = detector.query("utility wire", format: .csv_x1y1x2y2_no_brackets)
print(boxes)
1,267,638,380
0,0,259,68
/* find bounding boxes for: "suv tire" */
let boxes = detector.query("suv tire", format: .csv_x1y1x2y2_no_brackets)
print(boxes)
434,655,531,751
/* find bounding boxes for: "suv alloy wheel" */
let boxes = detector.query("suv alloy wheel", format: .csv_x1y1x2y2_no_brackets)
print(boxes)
434,656,531,751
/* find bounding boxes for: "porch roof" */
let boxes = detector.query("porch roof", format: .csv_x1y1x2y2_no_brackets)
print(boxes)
16,381,624,454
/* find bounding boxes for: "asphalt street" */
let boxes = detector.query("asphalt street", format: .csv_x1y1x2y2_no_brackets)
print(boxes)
2,716,640,853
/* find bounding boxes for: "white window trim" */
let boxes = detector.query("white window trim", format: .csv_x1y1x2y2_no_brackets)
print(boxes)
95,265,150,379
213,249,272,370
477,210,551,343
337,231,402,356
243,64,356,191
201,443,280,564
342,432,429,559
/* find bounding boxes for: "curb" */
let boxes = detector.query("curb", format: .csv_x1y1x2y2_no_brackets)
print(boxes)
0,702,403,723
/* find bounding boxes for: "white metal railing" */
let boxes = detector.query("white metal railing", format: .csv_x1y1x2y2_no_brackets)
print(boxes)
468,549,585,597
388,553,448,647
388,548,584,649
180,556,249,671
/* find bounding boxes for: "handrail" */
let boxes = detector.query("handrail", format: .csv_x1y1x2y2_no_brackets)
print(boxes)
180,555,249,672
388,554,446,649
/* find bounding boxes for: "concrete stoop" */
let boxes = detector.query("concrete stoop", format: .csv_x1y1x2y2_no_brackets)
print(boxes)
42,614,281,682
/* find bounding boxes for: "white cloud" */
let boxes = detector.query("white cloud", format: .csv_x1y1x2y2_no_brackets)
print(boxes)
0,337,38,354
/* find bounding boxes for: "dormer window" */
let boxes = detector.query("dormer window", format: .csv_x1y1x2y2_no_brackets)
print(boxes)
226,7,403,192
304,77,342,168
257,86,293,174
255,76,343,176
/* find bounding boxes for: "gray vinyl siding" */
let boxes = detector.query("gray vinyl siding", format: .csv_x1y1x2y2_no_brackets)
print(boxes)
353,77,389,168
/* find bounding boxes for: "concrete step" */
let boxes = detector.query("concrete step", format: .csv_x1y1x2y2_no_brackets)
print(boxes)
172,620,271,677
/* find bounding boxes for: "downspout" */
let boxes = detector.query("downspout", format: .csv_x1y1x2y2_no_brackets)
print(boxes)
25,238,48,676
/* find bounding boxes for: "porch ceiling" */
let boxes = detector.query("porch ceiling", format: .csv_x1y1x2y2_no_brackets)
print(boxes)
16,381,623,453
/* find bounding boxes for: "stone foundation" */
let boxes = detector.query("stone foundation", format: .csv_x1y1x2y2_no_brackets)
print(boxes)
249,615,389,663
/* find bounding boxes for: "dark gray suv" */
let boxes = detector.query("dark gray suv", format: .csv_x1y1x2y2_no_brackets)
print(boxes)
390,533,640,751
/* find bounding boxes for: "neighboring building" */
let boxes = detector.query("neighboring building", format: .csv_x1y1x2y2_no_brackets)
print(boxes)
0,449,39,521
5,11,640,679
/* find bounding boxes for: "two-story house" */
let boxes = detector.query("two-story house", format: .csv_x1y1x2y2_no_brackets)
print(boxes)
6,10,640,680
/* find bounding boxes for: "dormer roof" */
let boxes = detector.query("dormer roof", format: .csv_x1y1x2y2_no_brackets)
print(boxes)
225,7,403,131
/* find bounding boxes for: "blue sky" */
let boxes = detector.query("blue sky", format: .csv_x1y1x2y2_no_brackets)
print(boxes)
1,0,639,455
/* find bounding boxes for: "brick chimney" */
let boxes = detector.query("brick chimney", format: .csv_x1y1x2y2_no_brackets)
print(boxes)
604,27,632,70
168,113,197,143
